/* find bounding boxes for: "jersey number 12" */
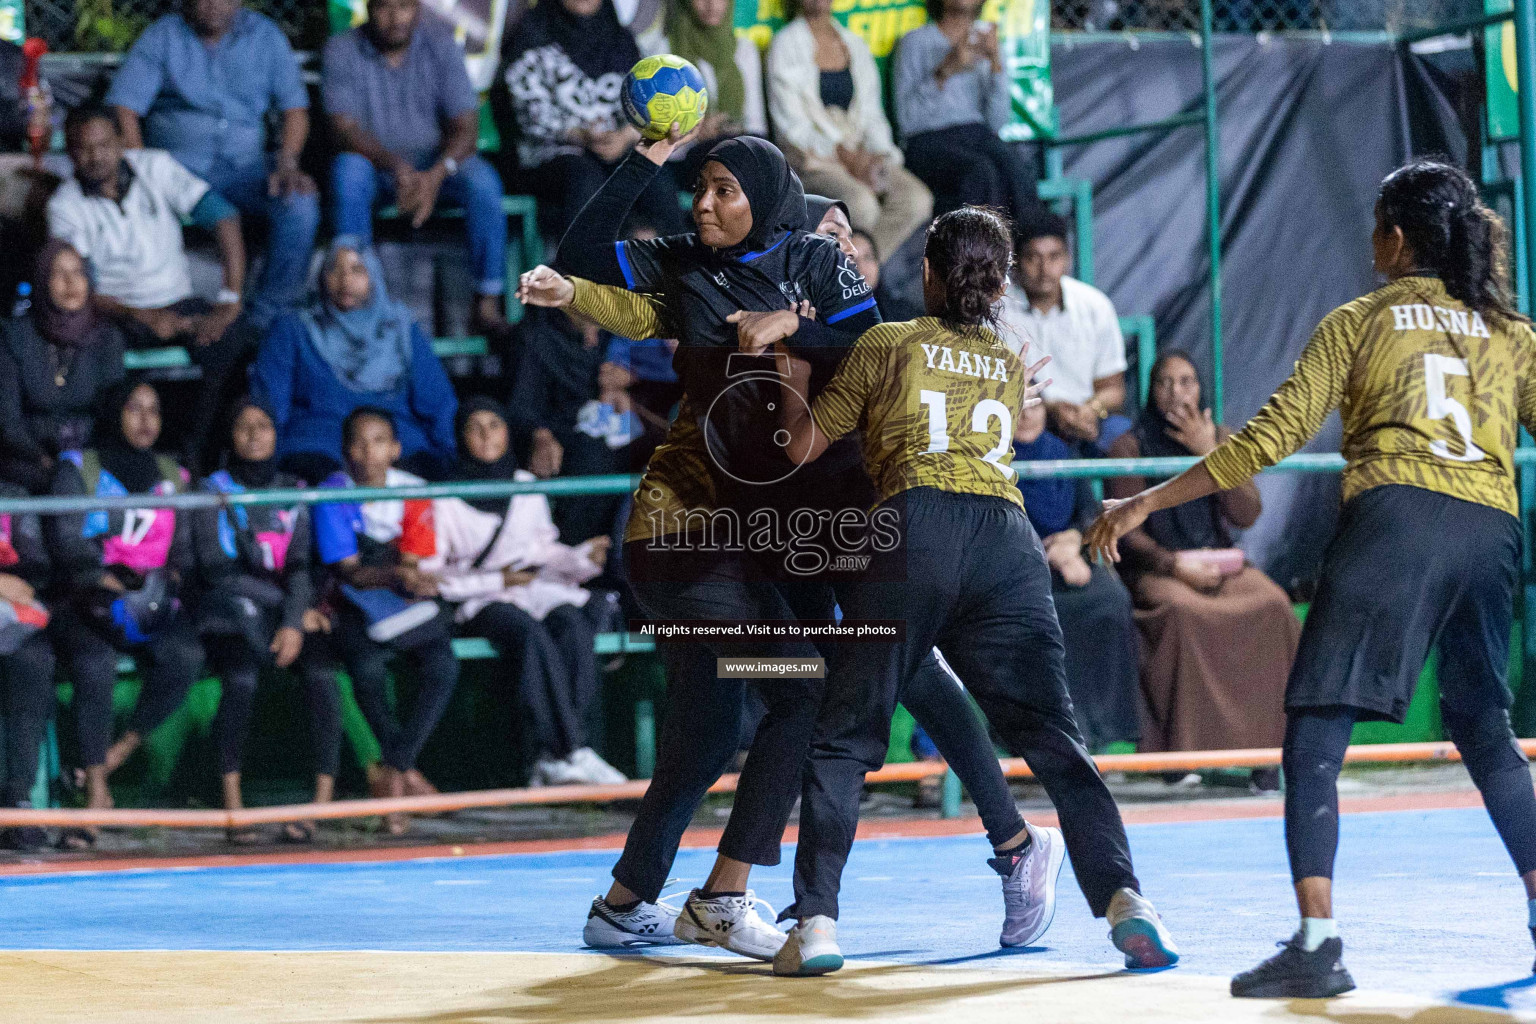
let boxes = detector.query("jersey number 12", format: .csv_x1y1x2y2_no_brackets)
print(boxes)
1424,354,1487,463
920,390,1016,480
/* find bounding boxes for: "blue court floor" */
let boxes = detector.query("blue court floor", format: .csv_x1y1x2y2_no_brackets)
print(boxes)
2,806,1534,1011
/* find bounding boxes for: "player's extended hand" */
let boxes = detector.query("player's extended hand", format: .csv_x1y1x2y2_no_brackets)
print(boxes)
1020,353,1053,409
517,265,575,308
636,122,693,166
728,308,803,354
1085,495,1150,565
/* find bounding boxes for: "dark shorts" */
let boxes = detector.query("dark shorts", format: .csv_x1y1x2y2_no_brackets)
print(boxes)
1287,484,1521,722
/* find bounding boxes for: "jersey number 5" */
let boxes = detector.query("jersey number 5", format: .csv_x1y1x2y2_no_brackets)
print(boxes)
920,390,1016,480
1424,354,1487,463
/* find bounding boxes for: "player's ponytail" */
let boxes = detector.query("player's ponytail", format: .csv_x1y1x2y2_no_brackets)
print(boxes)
1377,159,1525,325
925,206,1013,334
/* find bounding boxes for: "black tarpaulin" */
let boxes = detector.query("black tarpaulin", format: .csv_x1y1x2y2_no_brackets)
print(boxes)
1051,34,1464,586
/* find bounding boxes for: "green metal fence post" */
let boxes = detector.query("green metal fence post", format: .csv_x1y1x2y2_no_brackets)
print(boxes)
1517,0,1536,306
1199,0,1224,422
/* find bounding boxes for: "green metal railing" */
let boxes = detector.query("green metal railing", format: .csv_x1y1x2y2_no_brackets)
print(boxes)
1037,0,1225,419
5,451,1515,516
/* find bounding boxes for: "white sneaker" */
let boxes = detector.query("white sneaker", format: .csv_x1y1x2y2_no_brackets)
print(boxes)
773,915,843,977
673,889,787,961
528,754,589,787
993,822,1066,948
568,747,627,785
1106,887,1180,969
582,895,685,947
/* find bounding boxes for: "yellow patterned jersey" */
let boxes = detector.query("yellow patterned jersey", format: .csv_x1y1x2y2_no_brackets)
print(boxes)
570,276,671,340
565,278,716,542
1204,276,1536,517
812,317,1029,508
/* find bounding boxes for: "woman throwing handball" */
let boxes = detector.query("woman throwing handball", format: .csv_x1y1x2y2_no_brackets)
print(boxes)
521,132,1081,963
765,206,1180,976
1088,159,1536,999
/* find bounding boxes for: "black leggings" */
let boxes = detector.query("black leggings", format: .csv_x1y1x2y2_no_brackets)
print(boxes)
53,607,205,768
902,123,1045,230
898,651,1026,849
1284,705,1536,881
334,608,459,772
0,633,56,806
465,601,599,760
207,635,343,778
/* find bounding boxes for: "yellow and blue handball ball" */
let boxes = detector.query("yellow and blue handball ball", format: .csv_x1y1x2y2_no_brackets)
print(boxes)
622,55,709,141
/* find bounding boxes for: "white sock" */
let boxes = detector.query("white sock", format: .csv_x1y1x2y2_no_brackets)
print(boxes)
1298,917,1339,952
1527,898,1536,929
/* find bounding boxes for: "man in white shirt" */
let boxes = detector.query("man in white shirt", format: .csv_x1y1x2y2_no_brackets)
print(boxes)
48,103,254,472
998,214,1131,453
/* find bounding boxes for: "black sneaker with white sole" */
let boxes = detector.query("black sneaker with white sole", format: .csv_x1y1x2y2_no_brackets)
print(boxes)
1231,936,1356,998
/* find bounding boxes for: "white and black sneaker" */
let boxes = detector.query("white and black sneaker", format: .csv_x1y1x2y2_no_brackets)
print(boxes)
582,894,686,948
673,889,787,961
773,915,844,977
1231,935,1355,998
992,822,1066,948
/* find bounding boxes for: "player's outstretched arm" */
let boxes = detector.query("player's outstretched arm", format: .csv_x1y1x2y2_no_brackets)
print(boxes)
517,267,666,340
774,349,830,465
1085,462,1220,565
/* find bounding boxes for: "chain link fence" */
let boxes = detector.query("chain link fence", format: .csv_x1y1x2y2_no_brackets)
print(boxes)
28,0,326,53
1052,0,1479,32
25,0,1485,50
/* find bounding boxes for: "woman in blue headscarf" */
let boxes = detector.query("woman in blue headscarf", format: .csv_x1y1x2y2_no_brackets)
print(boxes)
250,237,458,483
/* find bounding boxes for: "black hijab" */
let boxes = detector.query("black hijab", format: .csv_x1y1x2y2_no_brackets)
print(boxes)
1135,352,1230,552
506,0,638,81
455,395,520,514
703,136,807,257
223,395,279,490
803,194,849,233
96,380,165,494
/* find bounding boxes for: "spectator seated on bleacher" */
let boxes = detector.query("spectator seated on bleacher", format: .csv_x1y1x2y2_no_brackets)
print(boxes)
250,237,459,483
412,396,626,787
767,0,931,262
0,241,127,494
47,105,257,475
891,0,1046,231
0,479,56,852
509,305,636,547
311,407,460,835
322,0,510,335
1011,400,1140,751
106,0,320,333
897,0,1050,231
650,0,768,182
501,0,684,236
45,381,206,848
192,397,342,845
997,214,1131,456
1106,352,1297,789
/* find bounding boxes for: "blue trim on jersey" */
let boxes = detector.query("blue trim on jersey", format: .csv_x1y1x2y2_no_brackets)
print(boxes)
826,295,876,324
615,241,637,289
738,232,789,263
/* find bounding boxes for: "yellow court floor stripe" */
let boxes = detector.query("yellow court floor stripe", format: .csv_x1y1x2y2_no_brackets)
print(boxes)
0,951,1519,1024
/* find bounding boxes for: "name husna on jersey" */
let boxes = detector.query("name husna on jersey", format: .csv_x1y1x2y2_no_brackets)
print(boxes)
1389,304,1493,338
920,343,1010,382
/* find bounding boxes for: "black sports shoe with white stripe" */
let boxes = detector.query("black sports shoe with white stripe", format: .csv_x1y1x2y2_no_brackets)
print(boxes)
1231,935,1355,998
